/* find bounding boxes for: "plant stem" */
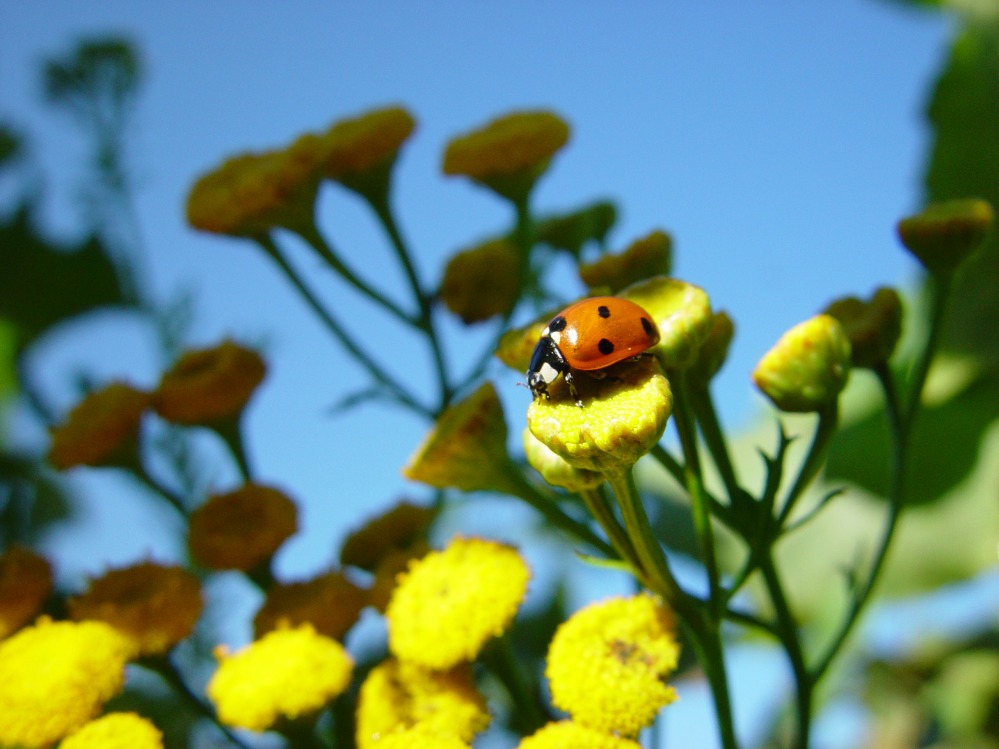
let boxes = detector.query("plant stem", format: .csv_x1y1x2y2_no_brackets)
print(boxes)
689,383,741,505
579,485,642,571
256,234,432,419
775,405,838,527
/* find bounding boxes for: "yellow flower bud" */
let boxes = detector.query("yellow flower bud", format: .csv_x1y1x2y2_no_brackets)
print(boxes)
688,310,735,383
495,312,553,373
68,561,203,657
153,339,266,425
896,198,994,275
0,546,53,640
823,287,902,369
579,230,673,293
527,355,671,473
48,381,149,470
442,110,570,203
340,500,437,572
517,721,643,749
403,382,518,494
522,428,605,492
439,238,521,323
753,314,852,412
620,276,713,370
188,483,298,572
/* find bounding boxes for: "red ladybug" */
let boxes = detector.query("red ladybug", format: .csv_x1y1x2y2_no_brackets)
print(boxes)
527,296,660,405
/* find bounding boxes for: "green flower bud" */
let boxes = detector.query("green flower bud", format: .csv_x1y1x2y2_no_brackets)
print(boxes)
439,238,521,324
527,355,671,473
620,277,713,370
579,230,673,294
522,428,605,492
535,200,618,257
896,199,994,275
687,310,735,384
823,287,902,369
752,314,852,413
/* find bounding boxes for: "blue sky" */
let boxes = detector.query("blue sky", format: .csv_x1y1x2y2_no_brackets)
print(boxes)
1,2,956,746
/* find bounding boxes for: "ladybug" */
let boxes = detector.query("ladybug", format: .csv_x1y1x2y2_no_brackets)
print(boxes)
527,296,660,406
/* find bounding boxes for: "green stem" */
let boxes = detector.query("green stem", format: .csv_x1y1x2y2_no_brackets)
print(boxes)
502,463,615,557
813,274,952,679
481,633,548,734
775,404,838,528
256,234,432,419
210,414,252,481
681,619,741,749
141,654,253,749
689,383,741,505
579,485,641,571
368,194,453,410
296,222,416,328
760,555,812,748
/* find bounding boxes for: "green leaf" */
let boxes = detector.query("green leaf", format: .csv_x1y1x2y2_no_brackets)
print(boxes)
0,204,135,349
923,21,999,364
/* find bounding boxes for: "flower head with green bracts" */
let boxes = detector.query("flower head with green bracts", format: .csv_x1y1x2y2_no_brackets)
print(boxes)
68,561,203,657
688,309,735,384
527,354,671,473
896,198,994,275
579,230,673,294
355,659,489,748
207,623,353,731
516,721,644,749
439,237,522,324
186,133,326,237
188,484,298,572
753,313,852,413
620,275,714,370
545,594,681,737
61,712,164,749
48,381,150,470
0,546,53,640
319,104,416,201
823,287,902,369
522,427,605,492
403,382,519,494
385,537,530,670
0,618,131,747
443,109,570,203
153,339,266,426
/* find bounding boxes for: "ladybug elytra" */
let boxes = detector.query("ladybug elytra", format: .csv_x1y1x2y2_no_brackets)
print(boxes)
526,296,660,406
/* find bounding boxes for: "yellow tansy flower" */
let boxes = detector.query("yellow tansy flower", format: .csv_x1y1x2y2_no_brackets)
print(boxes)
403,382,520,494
527,355,671,473
340,500,437,572
364,726,471,749
153,339,266,425
320,105,416,199
48,381,149,470
366,545,430,614
0,545,53,640
356,659,489,748
752,314,852,413
253,570,366,641
188,483,298,571
207,623,354,732
516,721,644,749
0,618,130,747
61,712,164,749
546,594,680,737
579,230,673,294
386,537,530,670
439,238,521,324
442,110,570,202
186,133,325,237
68,561,203,657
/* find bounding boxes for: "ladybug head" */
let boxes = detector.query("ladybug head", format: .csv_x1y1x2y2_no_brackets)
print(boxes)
526,335,568,400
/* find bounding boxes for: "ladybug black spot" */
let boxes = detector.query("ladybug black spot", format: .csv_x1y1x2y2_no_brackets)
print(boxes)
549,316,567,333
640,316,656,337
598,338,615,355
597,305,611,319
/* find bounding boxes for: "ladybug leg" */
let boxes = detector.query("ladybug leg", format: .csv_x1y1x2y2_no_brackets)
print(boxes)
564,370,584,407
